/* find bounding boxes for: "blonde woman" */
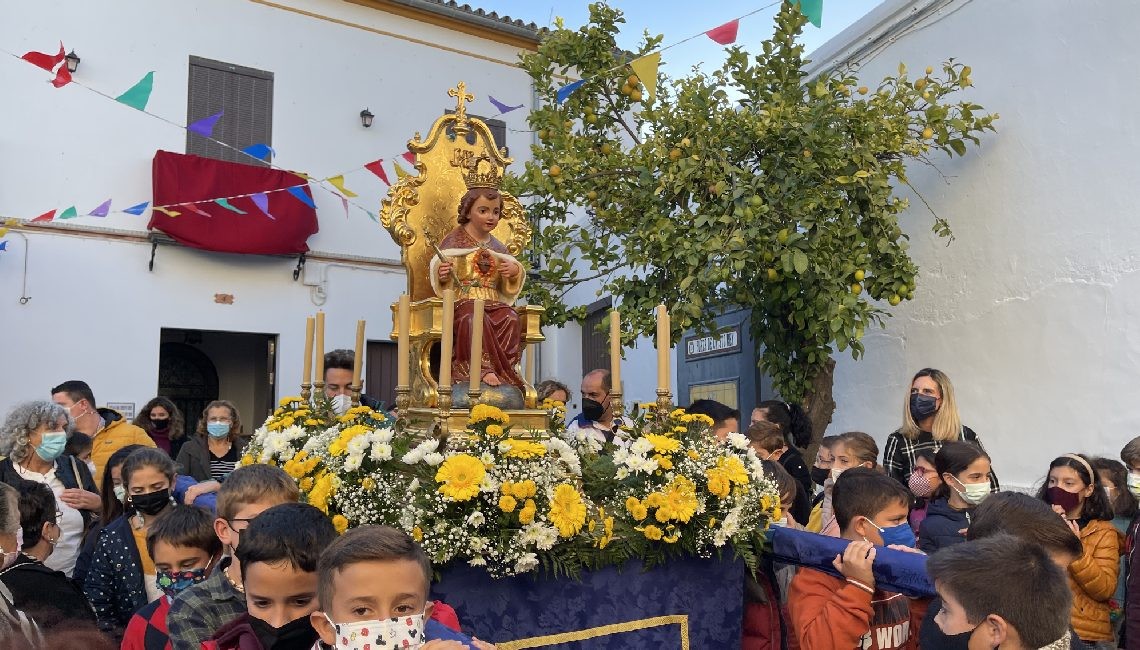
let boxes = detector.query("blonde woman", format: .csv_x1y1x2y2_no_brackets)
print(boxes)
882,368,993,488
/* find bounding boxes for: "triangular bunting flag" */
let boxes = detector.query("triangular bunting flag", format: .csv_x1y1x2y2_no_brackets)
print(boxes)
58,206,78,220
152,207,181,218
341,196,349,220
286,186,317,209
487,95,524,114
400,152,416,165
0,228,7,239
798,0,823,28
364,160,390,186
123,202,149,215
188,110,224,137
327,175,358,197
706,19,740,45
31,210,56,223
0,241,7,252
115,72,155,111
179,203,213,218
87,199,112,217
243,143,274,161
630,53,661,102
555,80,585,104
20,43,65,72
393,162,409,180
365,211,379,223
51,65,72,88
251,193,274,220
214,198,247,214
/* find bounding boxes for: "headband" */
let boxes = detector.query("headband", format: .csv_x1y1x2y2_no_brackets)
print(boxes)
1062,453,1095,482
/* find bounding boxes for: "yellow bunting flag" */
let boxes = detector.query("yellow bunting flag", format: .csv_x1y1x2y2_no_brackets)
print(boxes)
153,207,181,217
327,175,358,197
393,162,409,180
630,53,661,102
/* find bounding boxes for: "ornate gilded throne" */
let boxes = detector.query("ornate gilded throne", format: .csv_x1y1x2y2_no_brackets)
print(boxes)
381,83,547,433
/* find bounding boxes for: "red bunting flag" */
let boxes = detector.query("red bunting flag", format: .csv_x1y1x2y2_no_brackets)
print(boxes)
51,65,72,88
178,202,214,218
706,20,740,45
31,209,56,223
364,160,390,186
401,152,416,165
21,43,65,72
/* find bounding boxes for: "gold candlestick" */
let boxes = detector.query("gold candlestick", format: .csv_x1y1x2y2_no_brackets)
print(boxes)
468,299,485,404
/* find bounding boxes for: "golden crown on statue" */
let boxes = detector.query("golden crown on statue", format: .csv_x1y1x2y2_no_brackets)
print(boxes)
461,153,503,190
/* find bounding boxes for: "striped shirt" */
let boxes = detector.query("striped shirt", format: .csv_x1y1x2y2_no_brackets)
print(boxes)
208,446,237,483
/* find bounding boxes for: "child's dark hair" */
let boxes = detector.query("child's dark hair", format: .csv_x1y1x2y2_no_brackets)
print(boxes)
146,506,222,559
236,503,337,581
317,525,431,609
835,431,879,469
927,534,1071,648
756,400,812,448
15,480,56,550
1121,436,1140,469
914,449,936,466
1091,457,1139,519
745,421,785,452
931,441,990,500
100,444,145,522
762,459,797,505
64,432,92,459
832,467,910,531
121,448,176,488
967,491,1082,558
1034,454,1114,521
687,400,739,428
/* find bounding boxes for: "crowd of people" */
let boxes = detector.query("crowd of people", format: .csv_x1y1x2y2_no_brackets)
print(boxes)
0,362,1136,649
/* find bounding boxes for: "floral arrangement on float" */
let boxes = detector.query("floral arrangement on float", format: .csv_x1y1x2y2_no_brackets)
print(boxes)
244,396,781,578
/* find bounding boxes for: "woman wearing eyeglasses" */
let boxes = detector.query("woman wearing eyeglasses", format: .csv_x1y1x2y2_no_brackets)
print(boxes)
176,401,246,484
0,481,96,632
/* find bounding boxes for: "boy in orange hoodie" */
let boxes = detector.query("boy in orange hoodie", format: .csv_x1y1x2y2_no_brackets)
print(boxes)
787,467,928,649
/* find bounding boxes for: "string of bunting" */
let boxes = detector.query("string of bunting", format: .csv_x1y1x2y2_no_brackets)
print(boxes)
553,0,822,105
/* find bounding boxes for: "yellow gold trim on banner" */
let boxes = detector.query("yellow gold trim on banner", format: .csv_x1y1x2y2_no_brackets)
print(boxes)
497,615,690,650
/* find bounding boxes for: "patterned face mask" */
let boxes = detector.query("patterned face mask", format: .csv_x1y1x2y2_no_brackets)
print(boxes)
325,612,426,650
156,557,214,599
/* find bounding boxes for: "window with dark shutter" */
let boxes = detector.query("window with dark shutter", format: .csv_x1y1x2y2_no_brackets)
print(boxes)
581,297,613,376
186,56,274,166
446,110,508,155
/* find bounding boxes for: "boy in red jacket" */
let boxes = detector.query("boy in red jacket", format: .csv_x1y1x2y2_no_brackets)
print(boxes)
787,467,927,649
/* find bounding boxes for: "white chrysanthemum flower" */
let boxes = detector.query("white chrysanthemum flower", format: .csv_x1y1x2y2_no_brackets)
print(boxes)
423,452,445,466
343,455,362,472
479,451,495,466
514,552,539,574
468,556,487,567
372,428,395,444
727,432,750,450
467,511,485,527
409,478,420,493
630,438,654,455
370,442,393,461
520,523,559,551
615,467,630,480
346,434,371,456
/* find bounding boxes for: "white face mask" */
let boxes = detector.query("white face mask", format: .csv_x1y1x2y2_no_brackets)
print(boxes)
85,460,97,476
330,394,352,416
325,612,425,649
950,476,991,506
830,466,845,483
1128,471,1140,499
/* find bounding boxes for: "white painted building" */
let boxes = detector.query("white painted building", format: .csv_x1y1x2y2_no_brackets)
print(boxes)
807,0,1140,488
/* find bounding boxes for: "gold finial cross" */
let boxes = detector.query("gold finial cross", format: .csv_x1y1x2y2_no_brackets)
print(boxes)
448,82,474,120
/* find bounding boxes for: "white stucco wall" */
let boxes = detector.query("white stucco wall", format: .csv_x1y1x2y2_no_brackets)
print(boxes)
806,0,1140,488
0,0,542,419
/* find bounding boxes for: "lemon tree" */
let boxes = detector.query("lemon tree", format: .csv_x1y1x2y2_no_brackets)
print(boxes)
507,1,997,420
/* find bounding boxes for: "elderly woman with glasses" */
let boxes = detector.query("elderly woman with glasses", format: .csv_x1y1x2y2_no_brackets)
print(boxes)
0,400,100,578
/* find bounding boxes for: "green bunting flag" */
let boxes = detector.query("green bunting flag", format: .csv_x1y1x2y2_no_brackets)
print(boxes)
58,206,78,220
798,0,823,28
115,71,155,111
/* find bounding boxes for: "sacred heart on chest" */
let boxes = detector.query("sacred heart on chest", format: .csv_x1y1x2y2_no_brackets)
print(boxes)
474,249,495,275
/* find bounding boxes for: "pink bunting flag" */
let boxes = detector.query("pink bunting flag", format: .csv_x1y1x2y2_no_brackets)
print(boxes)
401,152,416,165
364,160,390,186
341,196,350,220
251,192,274,220
21,43,65,72
87,199,112,217
178,202,213,218
706,19,740,45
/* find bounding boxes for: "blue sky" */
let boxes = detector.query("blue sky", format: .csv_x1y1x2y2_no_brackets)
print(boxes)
479,1,883,73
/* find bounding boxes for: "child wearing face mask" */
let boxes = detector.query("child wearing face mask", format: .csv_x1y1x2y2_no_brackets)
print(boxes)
122,505,222,650
746,422,811,525
805,435,839,533
820,432,879,537
1035,453,1122,647
1119,437,1140,648
1092,456,1136,640
916,442,991,553
905,450,940,534
787,468,927,649
312,525,496,650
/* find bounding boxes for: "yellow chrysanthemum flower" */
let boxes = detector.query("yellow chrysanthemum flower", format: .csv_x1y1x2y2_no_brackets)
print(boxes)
434,454,486,502
597,514,615,549
655,476,698,523
361,477,376,491
331,514,349,534
687,449,701,461
519,499,537,525
241,454,255,466
500,481,514,495
511,480,537,499
307,473,335,513
640,525,664,541
501,439,547,459
299,477,314,491
718,456,749,485
625,496,642,513
706,469,731,499
645,492,665,509
412,526,423,542
499,495,517,513
644,434,681,454
485,424,505,438
654,453,674,470
279,396,301,406
469,404,509,425
548,484,587,537
663,531,680,544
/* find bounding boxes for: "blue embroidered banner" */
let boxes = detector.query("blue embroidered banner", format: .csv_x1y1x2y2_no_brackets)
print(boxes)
432,555,743,649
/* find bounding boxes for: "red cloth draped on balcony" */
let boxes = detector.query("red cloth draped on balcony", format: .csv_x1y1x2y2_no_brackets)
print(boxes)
149,150,318,254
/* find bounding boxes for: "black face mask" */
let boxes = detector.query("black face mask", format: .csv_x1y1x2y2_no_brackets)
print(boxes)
582,397,607,422
809,466,830,486
129,489,171,516
909,393,939,423
151,418,171,431
248,614,319,650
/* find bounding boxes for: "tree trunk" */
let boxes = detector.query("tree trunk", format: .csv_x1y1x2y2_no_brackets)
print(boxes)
799,357,836,466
